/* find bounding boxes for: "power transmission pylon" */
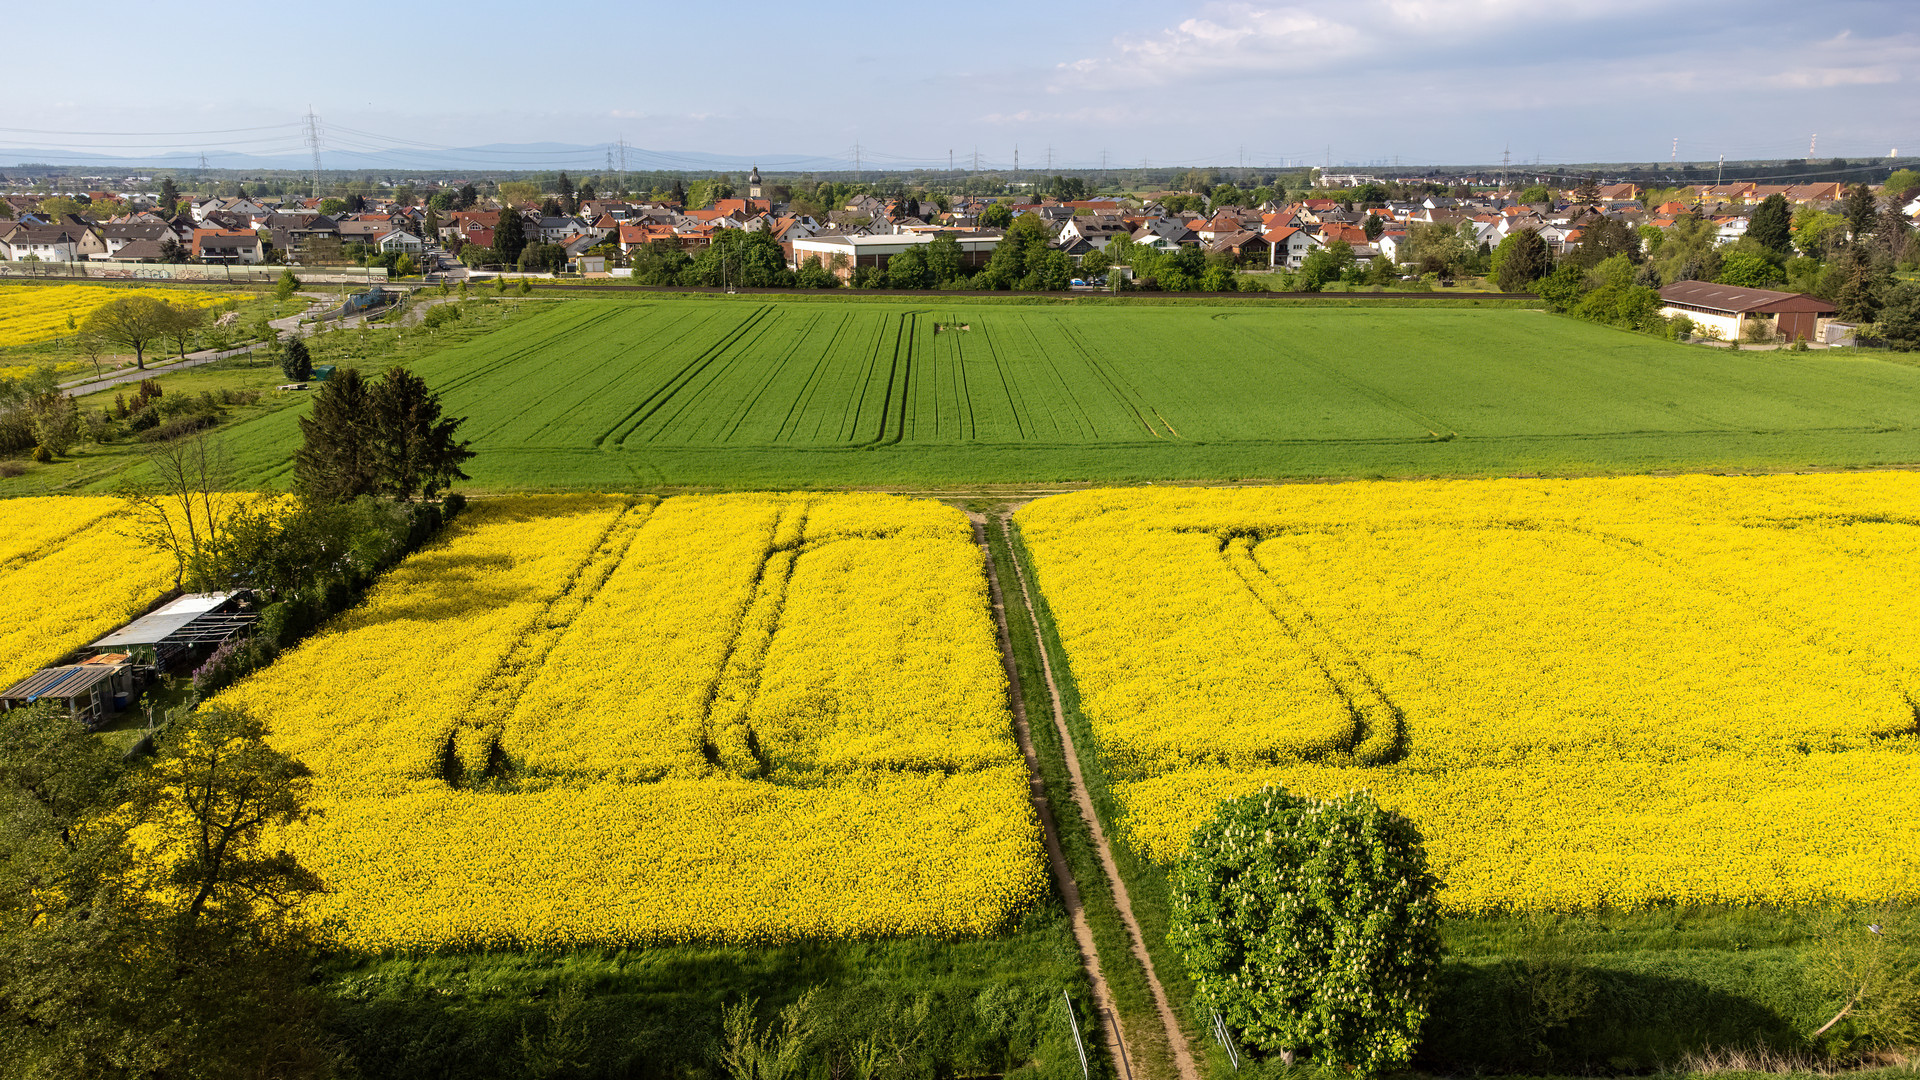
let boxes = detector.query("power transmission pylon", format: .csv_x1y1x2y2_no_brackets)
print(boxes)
304,107,324,198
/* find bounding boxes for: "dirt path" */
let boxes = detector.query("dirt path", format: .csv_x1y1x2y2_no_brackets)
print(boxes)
968,515,1135,1080
994,512,1200,1080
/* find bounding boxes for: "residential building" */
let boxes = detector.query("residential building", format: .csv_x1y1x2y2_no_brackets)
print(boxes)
375,230,426,255
2,223,88,261
191,229,264,264
1264,226,1324,269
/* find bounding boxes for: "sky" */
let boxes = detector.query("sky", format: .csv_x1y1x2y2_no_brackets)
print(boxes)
7,0,1918,174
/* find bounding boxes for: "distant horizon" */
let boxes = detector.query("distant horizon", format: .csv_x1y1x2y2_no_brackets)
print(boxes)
1,145,1912,185
6,0,1914,174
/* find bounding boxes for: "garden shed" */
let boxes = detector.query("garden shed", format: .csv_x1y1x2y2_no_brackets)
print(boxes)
1,654,136,729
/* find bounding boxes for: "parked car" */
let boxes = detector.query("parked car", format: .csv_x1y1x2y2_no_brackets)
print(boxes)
1071,278,1087,287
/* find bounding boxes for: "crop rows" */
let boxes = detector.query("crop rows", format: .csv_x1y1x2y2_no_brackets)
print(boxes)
201,297,1920,489
1016,473,1920,912
221,492,1044,949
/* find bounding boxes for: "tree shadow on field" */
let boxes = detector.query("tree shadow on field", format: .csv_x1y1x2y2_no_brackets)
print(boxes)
343,551,541,629
1420,956,1807,1073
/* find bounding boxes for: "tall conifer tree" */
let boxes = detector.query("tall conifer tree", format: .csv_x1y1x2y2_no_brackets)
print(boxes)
1748,193,1793,255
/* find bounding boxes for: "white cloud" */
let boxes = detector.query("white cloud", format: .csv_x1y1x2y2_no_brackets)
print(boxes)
1054,5,1364,89
1766,66,1903,88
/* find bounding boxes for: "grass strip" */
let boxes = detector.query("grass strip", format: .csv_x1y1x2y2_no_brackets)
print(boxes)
989,509,1194,1079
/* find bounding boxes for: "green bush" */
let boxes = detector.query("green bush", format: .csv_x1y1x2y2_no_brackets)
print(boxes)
1169,786,1442,1074
282,337,313,381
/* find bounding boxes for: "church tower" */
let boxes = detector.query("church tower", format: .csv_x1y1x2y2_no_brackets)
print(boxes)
747,165,763,200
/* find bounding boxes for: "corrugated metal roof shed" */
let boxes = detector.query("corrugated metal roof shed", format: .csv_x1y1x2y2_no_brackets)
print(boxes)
1658,281,1838,315
2,663,120,703
89,592,242,649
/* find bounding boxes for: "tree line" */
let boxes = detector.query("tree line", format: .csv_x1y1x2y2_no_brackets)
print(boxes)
1,359,474,1077
1491,185,1919,348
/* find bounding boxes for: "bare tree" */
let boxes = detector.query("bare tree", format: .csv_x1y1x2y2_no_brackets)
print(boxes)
75,330,106,381
123,433,239,592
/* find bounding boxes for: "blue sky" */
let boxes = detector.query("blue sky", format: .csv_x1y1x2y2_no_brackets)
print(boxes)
8,0,1918,171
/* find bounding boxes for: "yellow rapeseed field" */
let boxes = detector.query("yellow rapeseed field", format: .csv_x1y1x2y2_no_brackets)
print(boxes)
1015,473,1920,912
0,496,175,688
223,493,1042,948
0,284,224,350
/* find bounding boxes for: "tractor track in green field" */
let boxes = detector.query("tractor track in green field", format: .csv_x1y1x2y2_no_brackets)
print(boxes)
719,309,825,444
508,307,730,448
1211,314,1459,439
635,305,791,445
1048,315,1174,440
775,310,854,444
600,304,778,447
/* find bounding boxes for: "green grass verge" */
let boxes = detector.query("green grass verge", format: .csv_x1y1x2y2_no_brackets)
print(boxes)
323,910,1096,1080
1006,521,1213,1072
982,508,1171,1080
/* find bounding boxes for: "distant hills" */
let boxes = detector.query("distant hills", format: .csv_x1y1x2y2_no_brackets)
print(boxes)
4,143,854,175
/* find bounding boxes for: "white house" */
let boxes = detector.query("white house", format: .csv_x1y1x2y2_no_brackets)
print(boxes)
1465,221,1504,250
1126,228,1182,255
375,230,427,254
536,216,591,243
100,222,174,258
1264,226,1324,269
1058,217,1129,251
2,224,84,261
790,232,1000,281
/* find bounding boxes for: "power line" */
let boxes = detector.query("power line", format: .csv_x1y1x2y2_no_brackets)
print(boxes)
0,122,302,136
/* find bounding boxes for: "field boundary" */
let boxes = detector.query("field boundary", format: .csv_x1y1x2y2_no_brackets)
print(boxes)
970,513,1136,1079
995,512,1200,1080
524,281,1541,305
